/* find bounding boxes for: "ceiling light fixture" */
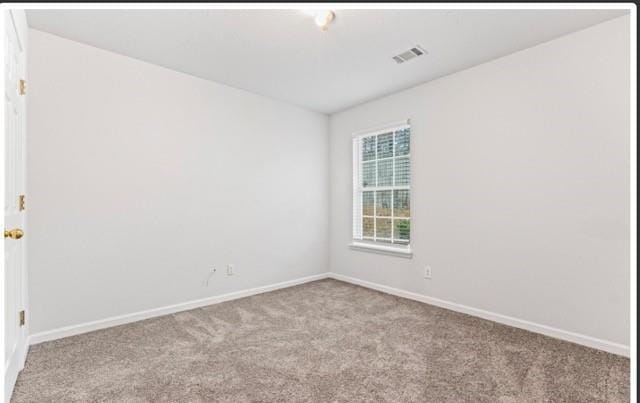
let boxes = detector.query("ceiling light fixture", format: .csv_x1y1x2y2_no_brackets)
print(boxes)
302,10,335,32
314,10,335,31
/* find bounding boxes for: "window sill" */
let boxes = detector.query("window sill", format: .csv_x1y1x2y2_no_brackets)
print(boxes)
348,242,413,258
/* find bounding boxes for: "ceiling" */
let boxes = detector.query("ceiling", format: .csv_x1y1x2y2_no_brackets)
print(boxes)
27,8,627,114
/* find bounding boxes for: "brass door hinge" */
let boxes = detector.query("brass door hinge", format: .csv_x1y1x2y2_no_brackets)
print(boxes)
19,194,25,211
19,310,25,326
19,79,26,95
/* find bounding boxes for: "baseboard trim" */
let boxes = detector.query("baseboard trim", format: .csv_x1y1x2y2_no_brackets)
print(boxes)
29,273,328,345
28,271,629,358
5,333,29,402
327,272,630,357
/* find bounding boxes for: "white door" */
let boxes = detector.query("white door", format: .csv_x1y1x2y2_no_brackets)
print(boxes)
3,8,28,401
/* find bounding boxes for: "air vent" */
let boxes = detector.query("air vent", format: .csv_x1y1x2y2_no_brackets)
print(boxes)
393,45,427,64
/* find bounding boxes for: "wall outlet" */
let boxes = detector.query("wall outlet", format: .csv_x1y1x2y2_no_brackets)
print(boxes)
227,264,234,276
424,266,432,279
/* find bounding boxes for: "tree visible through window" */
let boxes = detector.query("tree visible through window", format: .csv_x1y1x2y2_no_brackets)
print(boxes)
353,123,411,246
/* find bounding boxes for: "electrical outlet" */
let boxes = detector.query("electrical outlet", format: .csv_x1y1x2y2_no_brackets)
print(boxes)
227,264,234,276
424,266,432,279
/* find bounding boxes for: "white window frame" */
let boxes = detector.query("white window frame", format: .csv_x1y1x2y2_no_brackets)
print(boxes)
350,119,413,258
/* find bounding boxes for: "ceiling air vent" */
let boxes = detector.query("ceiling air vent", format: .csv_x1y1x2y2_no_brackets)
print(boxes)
393,46,427,64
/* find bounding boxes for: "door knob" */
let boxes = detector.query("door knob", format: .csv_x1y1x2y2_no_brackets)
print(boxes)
4,228,24,239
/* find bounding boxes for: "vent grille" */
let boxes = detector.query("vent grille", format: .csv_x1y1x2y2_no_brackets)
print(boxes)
393,45,427,64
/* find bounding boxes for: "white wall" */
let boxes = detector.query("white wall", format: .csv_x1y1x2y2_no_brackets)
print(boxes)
27,29,329,334
28,15,630,351
330,16,630,347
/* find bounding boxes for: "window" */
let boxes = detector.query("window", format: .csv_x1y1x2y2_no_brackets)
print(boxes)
352,121,411,256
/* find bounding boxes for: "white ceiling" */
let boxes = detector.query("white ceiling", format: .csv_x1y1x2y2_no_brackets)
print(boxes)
27,8,627,114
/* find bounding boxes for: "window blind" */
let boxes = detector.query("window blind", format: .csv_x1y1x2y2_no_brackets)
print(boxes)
353,121,411,248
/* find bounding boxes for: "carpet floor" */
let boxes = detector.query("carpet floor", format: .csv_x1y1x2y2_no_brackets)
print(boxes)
13,279,629,402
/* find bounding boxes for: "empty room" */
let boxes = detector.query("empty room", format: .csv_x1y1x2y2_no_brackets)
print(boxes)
1,3,635,402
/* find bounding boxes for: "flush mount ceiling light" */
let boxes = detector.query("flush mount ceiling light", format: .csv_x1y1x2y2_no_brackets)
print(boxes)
302,10,335,32
314,10,335,31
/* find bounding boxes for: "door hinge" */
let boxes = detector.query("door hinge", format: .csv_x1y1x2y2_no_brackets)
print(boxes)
19,194,25,211
19,79,26,95
19,310,25,326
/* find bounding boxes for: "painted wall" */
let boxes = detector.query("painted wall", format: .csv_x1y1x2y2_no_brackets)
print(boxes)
329,16,630,347
27,29,329,334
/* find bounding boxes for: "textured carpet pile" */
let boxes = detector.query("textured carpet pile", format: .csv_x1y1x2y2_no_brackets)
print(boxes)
13,279,629,402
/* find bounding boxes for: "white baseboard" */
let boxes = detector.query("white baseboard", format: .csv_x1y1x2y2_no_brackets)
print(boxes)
4,332,29,403
27,271,629,358
29,273,328,345
327,272,630,357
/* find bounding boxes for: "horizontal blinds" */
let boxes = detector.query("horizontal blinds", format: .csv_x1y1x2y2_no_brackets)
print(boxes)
353,123,411,246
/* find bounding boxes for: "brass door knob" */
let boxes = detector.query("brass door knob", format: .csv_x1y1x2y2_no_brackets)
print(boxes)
4,228,24,239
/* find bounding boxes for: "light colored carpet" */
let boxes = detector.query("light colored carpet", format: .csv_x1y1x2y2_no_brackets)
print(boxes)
13,279,629,402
